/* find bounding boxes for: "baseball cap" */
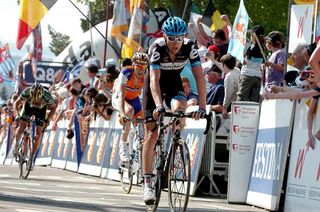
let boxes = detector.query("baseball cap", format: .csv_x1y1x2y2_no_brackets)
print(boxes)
105,58,117,68
207,45,220,55
205,64,222,74
84,58,101,69
266,32,282,44
253,25,264,37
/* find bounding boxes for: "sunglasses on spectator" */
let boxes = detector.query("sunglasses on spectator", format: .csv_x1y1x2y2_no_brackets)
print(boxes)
94,103,106,107
165,35,184,42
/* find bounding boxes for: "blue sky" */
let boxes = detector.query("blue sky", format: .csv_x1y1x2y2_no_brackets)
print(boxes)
0,0,87,60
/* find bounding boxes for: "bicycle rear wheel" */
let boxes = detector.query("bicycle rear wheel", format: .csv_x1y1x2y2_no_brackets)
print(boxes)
168,139,191,212
119,161,133,194
19,136,34,179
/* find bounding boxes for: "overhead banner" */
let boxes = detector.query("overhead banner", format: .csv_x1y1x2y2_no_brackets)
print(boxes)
247,99,295,211
285,98,320,212
228,102,260,203
288,4,313,53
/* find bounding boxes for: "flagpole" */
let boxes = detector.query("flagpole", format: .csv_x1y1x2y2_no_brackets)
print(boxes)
103,0,111,68
182,0,190,20
88,2,94,58
68,0,120,58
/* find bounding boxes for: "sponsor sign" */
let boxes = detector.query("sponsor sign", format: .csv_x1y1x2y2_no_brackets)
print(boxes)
247,99,295,211
74,116,90,167
228,102,260,203
288,4,313,53
36,129,53,165
51,128,68,169
285,99,320,212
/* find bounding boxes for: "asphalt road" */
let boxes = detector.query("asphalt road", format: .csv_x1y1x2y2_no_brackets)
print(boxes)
0,165,266,212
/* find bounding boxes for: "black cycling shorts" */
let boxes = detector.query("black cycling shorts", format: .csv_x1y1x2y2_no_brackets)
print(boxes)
19,102,47,126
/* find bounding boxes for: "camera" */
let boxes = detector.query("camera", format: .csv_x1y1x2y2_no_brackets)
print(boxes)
66,129,74,139
300,69,311,81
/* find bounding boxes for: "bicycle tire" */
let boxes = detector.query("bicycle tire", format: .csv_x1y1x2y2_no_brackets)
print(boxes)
19,135,34,179
119,161,133,194
146,166,162,212
168,139,191,212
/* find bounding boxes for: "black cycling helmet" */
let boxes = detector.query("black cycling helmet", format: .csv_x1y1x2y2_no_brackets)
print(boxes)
30,82,44,101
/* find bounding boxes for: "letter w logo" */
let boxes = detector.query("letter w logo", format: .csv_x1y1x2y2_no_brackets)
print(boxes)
297,7,309,39
295,148,306,178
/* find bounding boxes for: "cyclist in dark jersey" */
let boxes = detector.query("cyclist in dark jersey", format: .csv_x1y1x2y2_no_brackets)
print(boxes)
142,16,207,203
13,82,57,167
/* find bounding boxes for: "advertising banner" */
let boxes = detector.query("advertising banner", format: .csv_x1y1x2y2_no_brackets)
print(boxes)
285,98,320,212
51,128,69,169
65,136,78,172
78,127,110,176
228,102,260,203
288,4,313,53
35,129,53,165
247,99,295,211
74,116,90,166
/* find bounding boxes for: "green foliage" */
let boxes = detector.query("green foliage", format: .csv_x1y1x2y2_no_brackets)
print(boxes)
193,0,289,36
48,25,71,56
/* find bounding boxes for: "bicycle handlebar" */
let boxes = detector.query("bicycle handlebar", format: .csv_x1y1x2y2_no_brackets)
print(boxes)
152,111,213,135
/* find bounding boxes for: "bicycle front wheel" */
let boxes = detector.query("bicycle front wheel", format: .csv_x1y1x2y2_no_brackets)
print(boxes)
168,139,191,212
119,162,133,194
19,136,34,179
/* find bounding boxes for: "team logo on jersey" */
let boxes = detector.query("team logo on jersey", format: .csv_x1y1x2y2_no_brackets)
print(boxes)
151,51,160,63
189,45,199,60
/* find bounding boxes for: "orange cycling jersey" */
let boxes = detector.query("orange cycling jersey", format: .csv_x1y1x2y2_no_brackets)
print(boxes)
120,68,144,100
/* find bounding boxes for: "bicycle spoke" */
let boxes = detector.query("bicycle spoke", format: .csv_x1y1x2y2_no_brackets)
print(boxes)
168,142,190,212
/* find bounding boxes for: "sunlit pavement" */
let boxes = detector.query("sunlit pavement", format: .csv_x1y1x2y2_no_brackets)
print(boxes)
0,165,266,212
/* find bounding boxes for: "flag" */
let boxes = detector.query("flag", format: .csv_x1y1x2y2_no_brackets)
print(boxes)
122,0,149,58
30,24,43,61
227,0,249,62
0,44,15,78
16,0,57,50
71,56,85,78
202,0,226,31
111,0,130,43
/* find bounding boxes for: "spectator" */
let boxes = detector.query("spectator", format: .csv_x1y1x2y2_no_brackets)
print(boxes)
97,64,120,99
84,58,101,88
92,93,113,121
121,58,132,69
202,44,222,92
237,25,265,102
210,29,229,58
262,31,286,87
220,54,240,118
206,64,224,113
181,77,198,107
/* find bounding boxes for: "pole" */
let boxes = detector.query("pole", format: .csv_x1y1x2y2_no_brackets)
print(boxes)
68,0,121,58
103,0,111,68
314,0,319,42
88,2,94,58
182,0,190,20
248,18,267,61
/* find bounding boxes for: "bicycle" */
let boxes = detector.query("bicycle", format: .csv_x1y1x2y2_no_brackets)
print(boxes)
16,116,36,179
119,117,145,194
146,111,212,212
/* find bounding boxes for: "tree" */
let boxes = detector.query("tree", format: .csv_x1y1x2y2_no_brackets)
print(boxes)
48,25,71,56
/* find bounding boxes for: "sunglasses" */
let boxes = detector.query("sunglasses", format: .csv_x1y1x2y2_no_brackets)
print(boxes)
166,35,184,42
134,64,148,70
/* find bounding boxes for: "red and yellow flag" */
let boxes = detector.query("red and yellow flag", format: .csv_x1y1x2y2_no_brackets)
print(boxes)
16,0,57,50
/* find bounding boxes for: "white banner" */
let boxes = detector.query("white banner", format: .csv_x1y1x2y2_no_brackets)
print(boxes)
285,98,320,212
247,99,295,211
288,4,313,53
228,102,260,203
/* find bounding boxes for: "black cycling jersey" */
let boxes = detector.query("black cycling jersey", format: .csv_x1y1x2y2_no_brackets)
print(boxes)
145,37,201,114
